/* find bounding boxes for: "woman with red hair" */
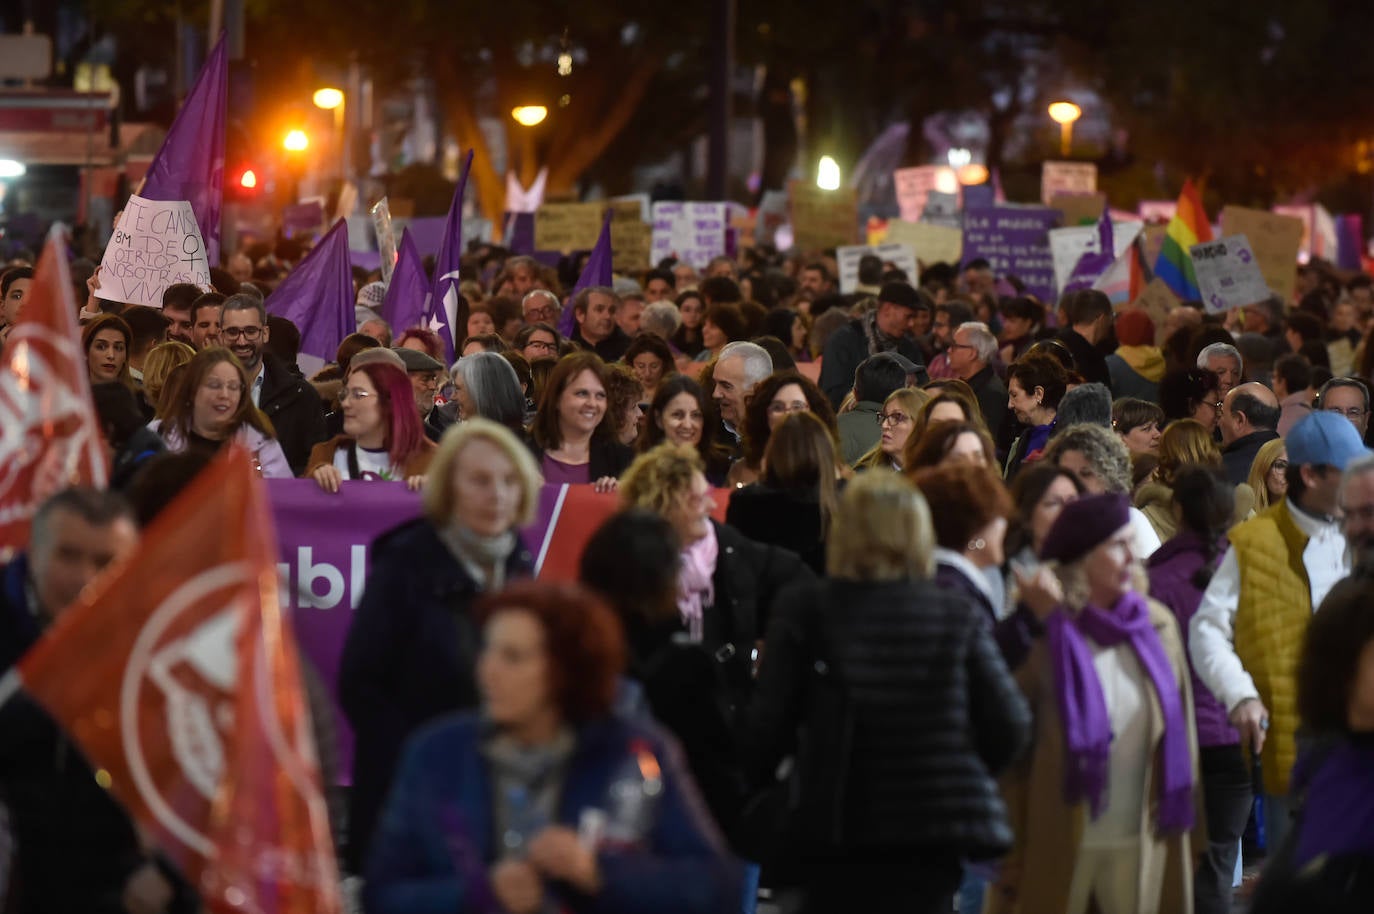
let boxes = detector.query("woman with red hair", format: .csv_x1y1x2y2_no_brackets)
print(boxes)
363,580,743,914
396,326,446,362
305,360,435,491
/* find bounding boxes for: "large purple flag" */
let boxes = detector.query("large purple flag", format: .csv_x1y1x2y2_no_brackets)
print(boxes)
559,209,613,338
381,228,427,332
1063,210,1116,295
428,150,474,364
141,33,227,266
265,219,354,366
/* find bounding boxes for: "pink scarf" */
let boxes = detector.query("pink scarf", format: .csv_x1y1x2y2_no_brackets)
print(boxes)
676,525,718,642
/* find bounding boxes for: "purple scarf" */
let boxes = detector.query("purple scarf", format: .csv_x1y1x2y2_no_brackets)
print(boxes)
1045,591,1194,834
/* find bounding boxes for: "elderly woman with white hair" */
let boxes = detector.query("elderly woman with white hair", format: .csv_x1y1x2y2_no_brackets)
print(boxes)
1043,422,1163,560
988,492,1202,914
449,351,527,438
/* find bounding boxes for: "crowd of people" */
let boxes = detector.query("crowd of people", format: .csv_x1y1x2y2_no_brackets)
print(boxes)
2,236,1374,913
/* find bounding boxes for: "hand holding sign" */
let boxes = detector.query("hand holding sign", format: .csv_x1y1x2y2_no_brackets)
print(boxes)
95,195,211,308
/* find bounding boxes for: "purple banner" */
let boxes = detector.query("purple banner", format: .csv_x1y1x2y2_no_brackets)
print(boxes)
268,479,565,782
961,205,1060,303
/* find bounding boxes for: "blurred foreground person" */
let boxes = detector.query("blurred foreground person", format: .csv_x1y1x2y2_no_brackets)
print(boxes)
340,420,540,872
744,471,1030,914
363,581,742,914
989,493,1200,914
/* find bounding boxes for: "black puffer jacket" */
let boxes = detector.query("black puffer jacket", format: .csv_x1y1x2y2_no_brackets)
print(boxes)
744,576,1031,858
258,352,328,475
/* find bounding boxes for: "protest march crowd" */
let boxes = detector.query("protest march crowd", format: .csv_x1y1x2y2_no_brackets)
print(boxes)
5,52,1374,914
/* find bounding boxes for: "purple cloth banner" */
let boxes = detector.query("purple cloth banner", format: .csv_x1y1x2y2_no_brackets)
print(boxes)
402,217,447,256
268,479,566,782
381,228,428,333
962,205,1060,303
428,150,474,364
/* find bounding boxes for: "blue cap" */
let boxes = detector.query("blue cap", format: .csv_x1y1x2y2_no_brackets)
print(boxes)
1286,411,1369,471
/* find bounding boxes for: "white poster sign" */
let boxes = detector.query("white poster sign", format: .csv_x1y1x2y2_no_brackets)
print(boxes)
96,194,210,307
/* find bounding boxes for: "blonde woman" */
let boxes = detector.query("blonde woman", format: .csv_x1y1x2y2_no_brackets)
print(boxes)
1246,438,1288,512
990,492,1201,914
855,387,930,471
140,340,196,418
1136,419,1254,540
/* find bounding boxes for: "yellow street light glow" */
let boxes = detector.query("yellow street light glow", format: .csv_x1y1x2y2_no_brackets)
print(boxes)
511,106,548,127
283,129,309,152
1047,101,1082,125
313,87,344,110
934,166,959,195
817,155,841,191
957,163,989,186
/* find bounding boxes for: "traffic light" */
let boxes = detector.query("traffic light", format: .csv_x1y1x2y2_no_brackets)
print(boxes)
225,120,259,201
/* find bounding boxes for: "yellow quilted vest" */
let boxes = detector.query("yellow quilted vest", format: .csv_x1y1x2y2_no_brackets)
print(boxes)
1228,500,1311,795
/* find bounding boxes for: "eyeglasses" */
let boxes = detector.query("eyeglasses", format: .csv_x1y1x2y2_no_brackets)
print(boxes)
1325,407,1368,419
767,402,809,416
877,411,911,426
1270,459,1289,472
220,326,263,341
339,388,375,403
202,380,243,393
524,339,557,352
947,342,976,352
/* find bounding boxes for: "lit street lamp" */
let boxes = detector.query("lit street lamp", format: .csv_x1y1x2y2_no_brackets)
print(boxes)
817,155,841,191
283,129,309,152
1048,101,1082,157
314,87,348,180
511,106,548,127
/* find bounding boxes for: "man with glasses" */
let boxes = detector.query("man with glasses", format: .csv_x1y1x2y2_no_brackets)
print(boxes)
391,347,449,442
218,293,326,475
515,322,560,362
521,289,561,326
1316,376,1370,440
947,321,1007,438
1191,411,1368,851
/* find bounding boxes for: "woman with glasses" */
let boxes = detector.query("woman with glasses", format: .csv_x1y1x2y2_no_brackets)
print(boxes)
513,321,562,362
729,370,837,487
148,347,292,477
1247,438,1289,511
855,387,931,471
305,361,435,492
1158,367,1223,434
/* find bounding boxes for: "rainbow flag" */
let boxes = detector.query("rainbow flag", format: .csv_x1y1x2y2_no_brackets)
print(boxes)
1153,179,1212,300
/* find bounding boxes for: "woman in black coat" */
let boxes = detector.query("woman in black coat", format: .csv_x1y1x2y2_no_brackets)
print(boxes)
338,420,541,873
526,350,634,487
743,470,1032,914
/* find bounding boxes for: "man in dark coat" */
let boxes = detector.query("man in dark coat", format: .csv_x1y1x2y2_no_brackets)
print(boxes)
1219,382,1282,486
569,285,632,362
1055,288,1115,390
948,320,1009,439
819,282,930,409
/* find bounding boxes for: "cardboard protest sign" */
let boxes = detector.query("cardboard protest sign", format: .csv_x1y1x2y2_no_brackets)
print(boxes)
836,243,919,293
1049,220,1143,296
1051,192,1107,227
370,197,396,284
535,201,603,252
755,190,790,245
789,183,859,253
1220,205,1303,302
894,166,958,222
1131,277,1182,344
610,220,653,271
96,195,210,307
651,202,730,270
884,220,963,265
1041,161,1097,205
1189,234,1272,314
921,191,962,228
961,206,1059,302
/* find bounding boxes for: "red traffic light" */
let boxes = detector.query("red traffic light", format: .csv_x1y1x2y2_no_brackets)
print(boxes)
239,168,257,189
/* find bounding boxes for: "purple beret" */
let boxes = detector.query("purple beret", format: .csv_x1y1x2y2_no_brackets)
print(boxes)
1039,492,1131,565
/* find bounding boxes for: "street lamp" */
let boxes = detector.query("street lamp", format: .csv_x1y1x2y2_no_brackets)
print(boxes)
511,106,548,127
1048,101,1082,157
817,155,841,191
313,87,344,111
313,87,348,181
283,129,309,152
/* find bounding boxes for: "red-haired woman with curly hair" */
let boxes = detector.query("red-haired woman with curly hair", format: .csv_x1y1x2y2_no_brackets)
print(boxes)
362,580,743,914
305,360,435,491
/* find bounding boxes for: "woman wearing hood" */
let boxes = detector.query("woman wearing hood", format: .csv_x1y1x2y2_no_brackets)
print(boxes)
1106,309,1166,403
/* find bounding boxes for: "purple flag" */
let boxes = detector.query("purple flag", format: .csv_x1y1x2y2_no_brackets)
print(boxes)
559,209,614,337
1337,214,1365,272
381,228,428,332
265,219,354,365
1063,210,1116,295
141,32,227,266
428,150,474,364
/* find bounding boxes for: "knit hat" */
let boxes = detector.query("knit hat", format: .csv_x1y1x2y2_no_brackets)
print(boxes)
357,281,387,311
1287,411,1370,471
1115,309,1155,347
1039,492,1131,564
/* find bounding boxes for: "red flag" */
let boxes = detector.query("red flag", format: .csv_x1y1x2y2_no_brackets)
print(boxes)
8,448,340,914
0,227,108,549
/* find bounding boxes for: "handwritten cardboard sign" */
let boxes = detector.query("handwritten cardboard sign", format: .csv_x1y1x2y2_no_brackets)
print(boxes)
1050,192,1107,227
884,220,963,265
1131,277,1182,344
95,194,210,307
1041,161,1097,205
651,202,729,270
1189,234,1272,313
610,220,653,272
1220,205,1303,302
961,206,1059,302
835,243,919,293
789,183,859,253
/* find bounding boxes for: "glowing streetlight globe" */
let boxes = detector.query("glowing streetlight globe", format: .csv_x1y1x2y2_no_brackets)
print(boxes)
283,129,309,152
313,88,344,110
817,155,841,191
511,106,548,127
1048,101,1082,125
